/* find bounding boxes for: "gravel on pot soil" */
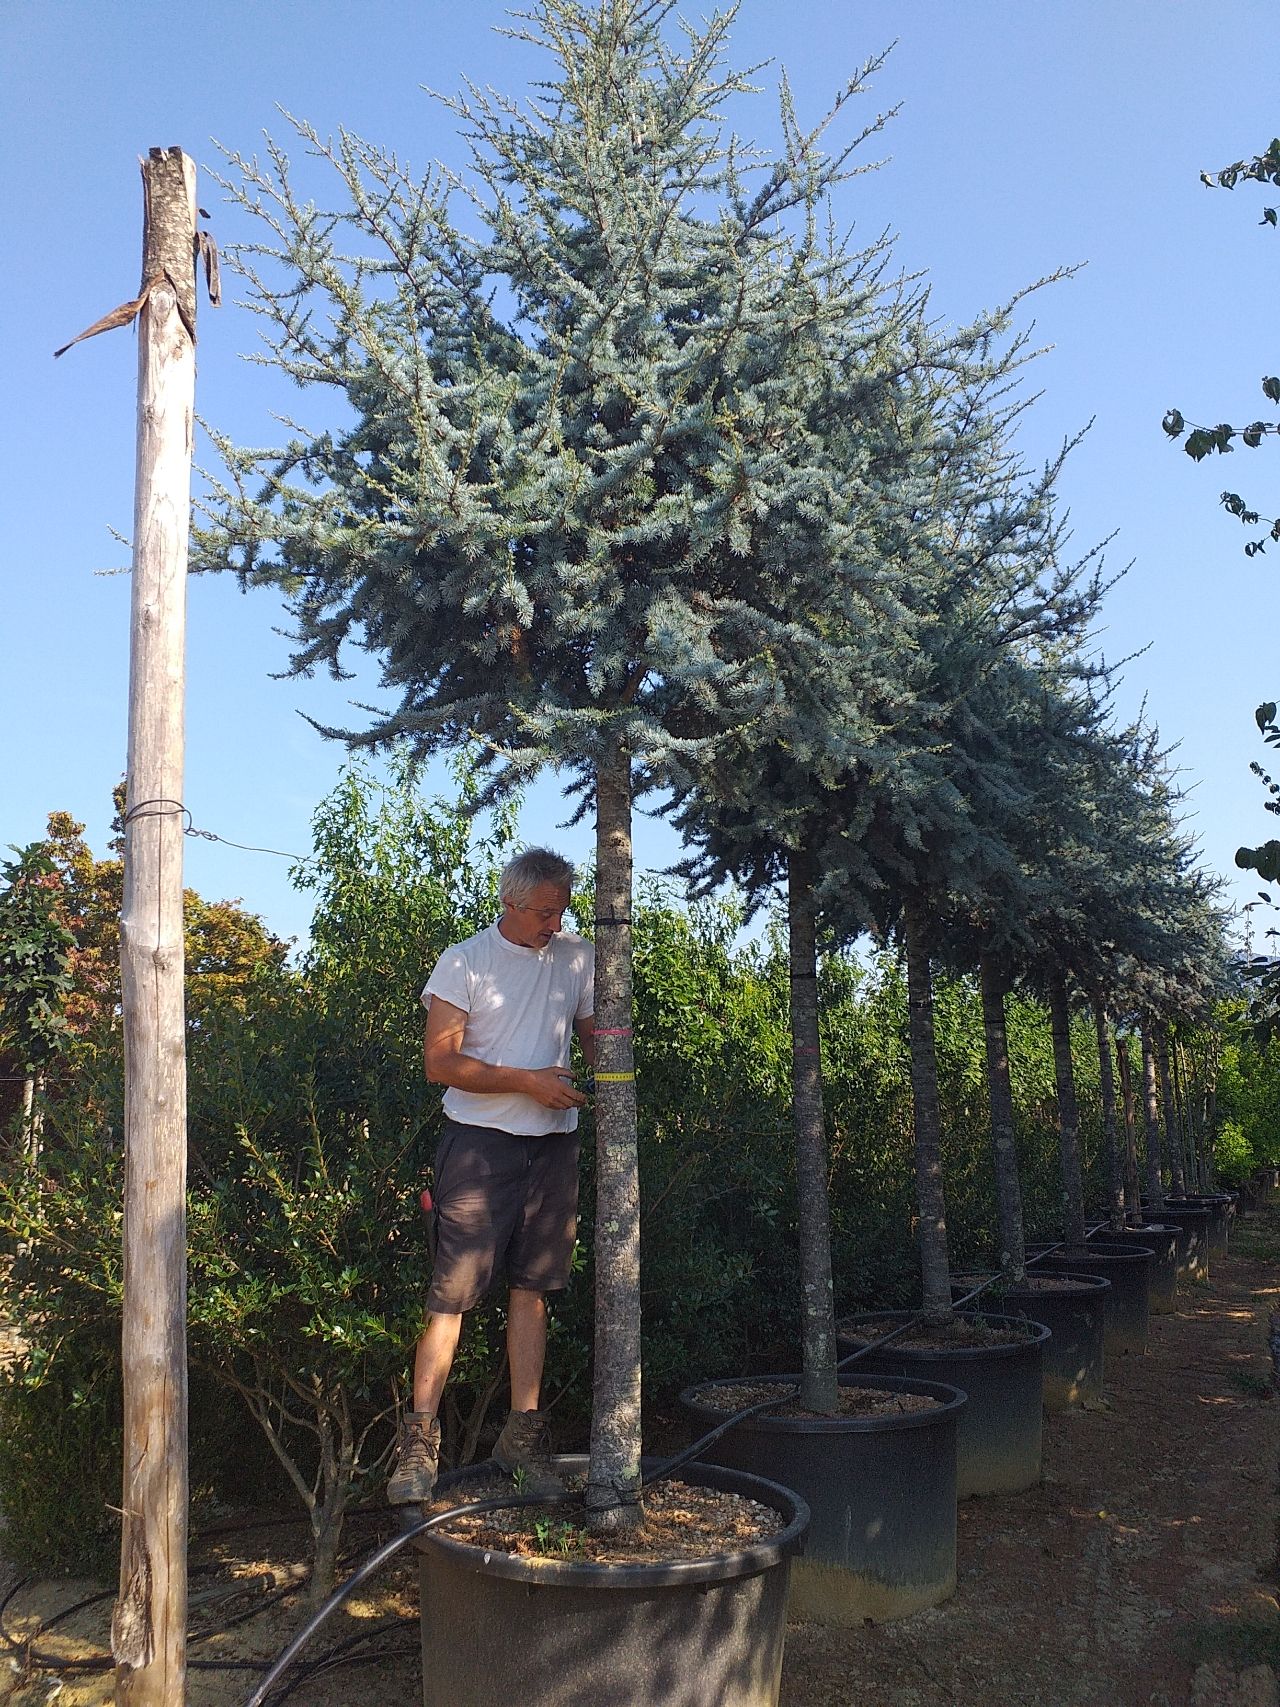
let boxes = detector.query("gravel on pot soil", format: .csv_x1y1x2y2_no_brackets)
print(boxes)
690,1380,940,1419
838,1315,1031,1350
431,1476,784,1564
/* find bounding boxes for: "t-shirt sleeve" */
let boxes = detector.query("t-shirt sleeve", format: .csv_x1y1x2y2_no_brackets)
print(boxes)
422,945,473,1013
575,942,595,1022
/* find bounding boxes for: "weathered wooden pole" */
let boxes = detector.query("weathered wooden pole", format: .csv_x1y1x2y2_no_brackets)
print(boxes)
112,147,198,1707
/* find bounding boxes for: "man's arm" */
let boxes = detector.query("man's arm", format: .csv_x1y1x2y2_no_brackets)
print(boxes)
575,1014,596,1069
424,996,586,1110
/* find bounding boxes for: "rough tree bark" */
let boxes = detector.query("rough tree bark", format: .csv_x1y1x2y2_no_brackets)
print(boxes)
1155,1027,1186,1196
1094,999,1124,1233
1048,971,1086,1243
788,850,839,1412
113,147,197,1707
1141,1024,1166,1212
1115,1033,1142,1222
904,898,953,1321
980,951,1026,1281
1171,1040,1200,1192
585,731,642,1533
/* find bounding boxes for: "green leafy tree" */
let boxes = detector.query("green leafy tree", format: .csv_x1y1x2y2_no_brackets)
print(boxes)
0,844,75,1148
0,762,516,1599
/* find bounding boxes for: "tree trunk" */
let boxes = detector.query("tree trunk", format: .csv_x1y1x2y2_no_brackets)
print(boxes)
308,1411,354,1607
21,1074,36,1162
904,898,952,1321
1172,1041,1201,1191
1155,1028,1185,1196
980,952,1025,1281
788,851,838,1412
1115,1034,1141,1222
1093,1000,1123,1233
1141,1024,1165,1212
585,732,642,1533
1048,971,1086,1243
113,147,197,1707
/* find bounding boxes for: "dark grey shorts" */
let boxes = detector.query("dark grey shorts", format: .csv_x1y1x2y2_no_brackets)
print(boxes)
426,1118,580,1314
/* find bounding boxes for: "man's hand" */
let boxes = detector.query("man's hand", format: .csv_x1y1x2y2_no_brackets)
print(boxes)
523,1066,587,1110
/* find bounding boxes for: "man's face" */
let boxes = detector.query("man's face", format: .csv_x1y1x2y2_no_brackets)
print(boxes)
501,881,572,950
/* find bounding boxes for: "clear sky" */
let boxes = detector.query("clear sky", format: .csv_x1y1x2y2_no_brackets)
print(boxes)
4,1,1278,951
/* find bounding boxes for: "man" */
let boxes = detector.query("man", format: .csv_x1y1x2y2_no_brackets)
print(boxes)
387,847,595,1505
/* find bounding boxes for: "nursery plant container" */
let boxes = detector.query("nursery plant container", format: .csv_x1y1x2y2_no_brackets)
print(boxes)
1094,1223,1178,1314
680,1372,965,1626
957,1273,1109,1410
1162,1194,1231,1261
418,1457,809,1707
1141,1202,1211,1281
1029,1243,1153,1357
835,1311,1048,1496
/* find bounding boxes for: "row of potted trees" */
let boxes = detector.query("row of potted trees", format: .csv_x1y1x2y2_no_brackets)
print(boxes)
414,992,1232,1706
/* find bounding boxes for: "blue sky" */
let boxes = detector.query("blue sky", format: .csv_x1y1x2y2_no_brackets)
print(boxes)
4,1,1279,951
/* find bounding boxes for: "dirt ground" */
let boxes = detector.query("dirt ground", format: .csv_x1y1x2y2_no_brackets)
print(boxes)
2,1208,1277,1707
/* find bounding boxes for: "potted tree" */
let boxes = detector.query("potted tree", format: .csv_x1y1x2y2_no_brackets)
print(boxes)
203,0,928,1692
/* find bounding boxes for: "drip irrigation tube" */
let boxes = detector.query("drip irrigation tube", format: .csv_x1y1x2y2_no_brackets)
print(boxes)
242,1493,568,1707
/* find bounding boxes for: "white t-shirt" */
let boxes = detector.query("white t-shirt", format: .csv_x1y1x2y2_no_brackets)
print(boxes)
422,921,595,1136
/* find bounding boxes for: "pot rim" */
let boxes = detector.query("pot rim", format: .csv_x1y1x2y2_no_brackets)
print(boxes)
834,1309,1051,1360
417,1455,810,1588
679,1370,967,1437
1029,1244,1153,1262
957,1271,1111,1297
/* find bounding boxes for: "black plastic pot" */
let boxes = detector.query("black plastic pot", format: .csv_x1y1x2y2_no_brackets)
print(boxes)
835,1311,1048,1497
956,1273,1109,1410
1094,1224,1179,1314
1141,1203,1211,1281
1162,1194,1231,1261
417,1456,809,1707
1029,1243,1152,1356
680,1372,965,1626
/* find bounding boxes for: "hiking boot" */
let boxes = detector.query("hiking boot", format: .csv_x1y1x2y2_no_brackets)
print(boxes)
491,1408,567,1498
387,1411,440,1505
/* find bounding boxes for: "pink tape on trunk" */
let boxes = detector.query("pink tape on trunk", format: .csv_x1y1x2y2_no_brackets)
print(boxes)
593,1027,633,1037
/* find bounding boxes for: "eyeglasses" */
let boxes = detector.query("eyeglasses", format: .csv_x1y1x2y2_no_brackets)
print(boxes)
517,905,564,922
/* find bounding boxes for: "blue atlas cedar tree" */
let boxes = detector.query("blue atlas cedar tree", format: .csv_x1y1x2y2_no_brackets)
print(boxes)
201,0,934,1524
673,317,1114,1323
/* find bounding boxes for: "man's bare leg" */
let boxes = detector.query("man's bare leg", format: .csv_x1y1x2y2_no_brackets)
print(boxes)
389,1310,462,1505
413,1310,463,1416
507,1288,548,1412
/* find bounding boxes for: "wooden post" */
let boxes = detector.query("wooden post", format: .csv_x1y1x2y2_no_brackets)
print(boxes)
112,147,197,1707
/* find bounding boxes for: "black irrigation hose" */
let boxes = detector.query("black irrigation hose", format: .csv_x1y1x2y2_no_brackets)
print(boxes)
241,1493,568,1707
266,1621,419,1707
642,1385,803,1487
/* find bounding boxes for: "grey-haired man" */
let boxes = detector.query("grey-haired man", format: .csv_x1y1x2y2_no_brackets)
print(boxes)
388,847,595,1505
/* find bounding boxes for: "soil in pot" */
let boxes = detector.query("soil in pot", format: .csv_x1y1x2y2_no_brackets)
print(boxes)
430,1470,784,1563
836,1311,1048,1497
417,1456,808,1707
680,1372,965,1627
